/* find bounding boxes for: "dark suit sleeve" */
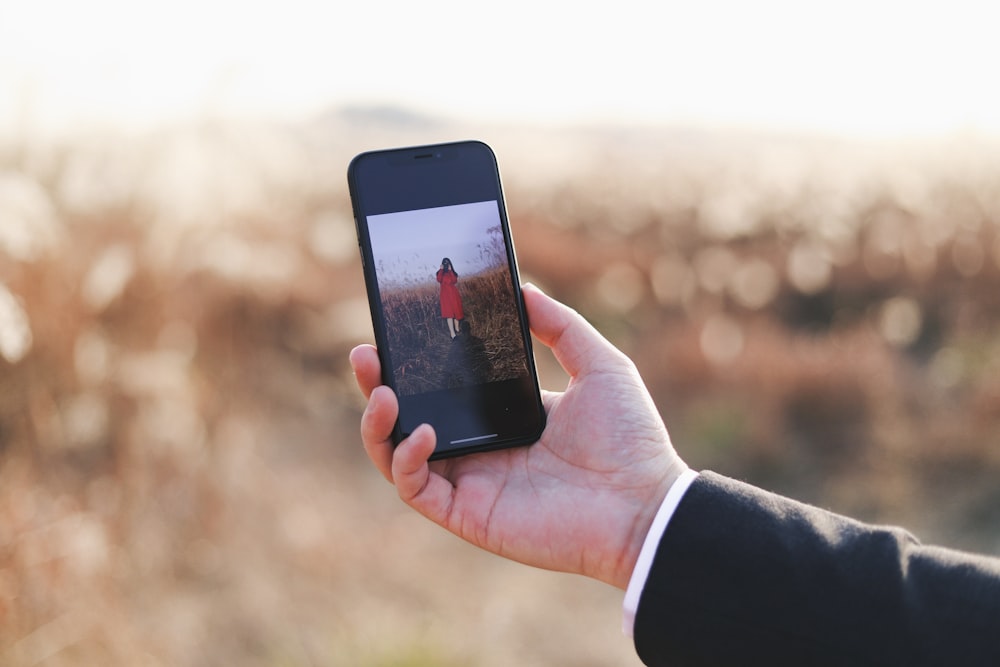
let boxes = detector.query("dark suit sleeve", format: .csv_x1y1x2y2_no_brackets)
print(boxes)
633,471,1000,667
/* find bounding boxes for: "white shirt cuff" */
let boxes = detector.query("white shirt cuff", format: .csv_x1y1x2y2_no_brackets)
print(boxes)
621,468,699,637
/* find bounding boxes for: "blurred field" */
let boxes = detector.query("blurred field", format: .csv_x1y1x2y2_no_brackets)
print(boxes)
2,112,1000,666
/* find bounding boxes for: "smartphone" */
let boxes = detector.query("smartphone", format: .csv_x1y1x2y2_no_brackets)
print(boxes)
347,140,546,459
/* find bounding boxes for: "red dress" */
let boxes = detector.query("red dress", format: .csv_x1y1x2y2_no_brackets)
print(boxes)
436,269,464,319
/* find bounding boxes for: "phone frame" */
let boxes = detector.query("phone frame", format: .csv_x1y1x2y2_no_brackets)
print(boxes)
347,140,546,459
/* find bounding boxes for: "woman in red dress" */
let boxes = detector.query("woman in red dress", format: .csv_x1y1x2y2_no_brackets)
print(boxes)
436,257,464,339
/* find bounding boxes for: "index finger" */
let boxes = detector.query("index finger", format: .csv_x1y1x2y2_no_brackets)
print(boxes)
349,344,382,399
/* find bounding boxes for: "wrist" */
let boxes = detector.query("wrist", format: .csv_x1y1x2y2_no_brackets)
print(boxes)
610,459,690,590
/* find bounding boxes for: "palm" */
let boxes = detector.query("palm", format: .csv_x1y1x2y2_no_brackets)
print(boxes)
425,363,676,588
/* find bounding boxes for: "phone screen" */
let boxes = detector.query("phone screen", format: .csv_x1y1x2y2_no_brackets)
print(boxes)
348,141,545,458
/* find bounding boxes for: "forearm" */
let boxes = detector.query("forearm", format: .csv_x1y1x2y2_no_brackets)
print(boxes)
633,472,1000,666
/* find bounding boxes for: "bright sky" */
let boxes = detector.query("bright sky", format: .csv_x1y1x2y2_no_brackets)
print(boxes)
368,201,502,287
1,0,998,137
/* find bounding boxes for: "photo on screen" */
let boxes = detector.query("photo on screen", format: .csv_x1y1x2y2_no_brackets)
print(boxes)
367,200,529,397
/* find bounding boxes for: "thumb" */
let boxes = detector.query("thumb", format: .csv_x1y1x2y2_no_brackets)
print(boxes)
522,283,626,378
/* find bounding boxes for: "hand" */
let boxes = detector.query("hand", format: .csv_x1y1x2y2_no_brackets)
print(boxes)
349,283,688,589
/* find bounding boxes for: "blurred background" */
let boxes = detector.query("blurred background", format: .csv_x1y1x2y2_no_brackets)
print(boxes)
2,1,1000,665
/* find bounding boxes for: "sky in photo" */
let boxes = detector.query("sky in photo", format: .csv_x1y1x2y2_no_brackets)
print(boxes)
367,200,504,288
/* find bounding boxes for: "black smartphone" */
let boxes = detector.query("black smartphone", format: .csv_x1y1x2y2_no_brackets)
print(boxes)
347,140,546,459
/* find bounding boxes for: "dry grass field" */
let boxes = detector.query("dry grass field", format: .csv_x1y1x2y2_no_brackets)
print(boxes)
380,265,527,396
2,112,1000,665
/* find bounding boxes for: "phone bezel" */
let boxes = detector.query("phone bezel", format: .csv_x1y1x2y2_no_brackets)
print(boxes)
347,140,546,459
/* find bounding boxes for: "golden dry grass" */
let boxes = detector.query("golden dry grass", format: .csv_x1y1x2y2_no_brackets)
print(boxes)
381,267,526,396
2,118,1000,665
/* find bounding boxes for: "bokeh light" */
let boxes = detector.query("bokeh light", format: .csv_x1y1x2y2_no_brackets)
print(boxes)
4,2,1000,665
